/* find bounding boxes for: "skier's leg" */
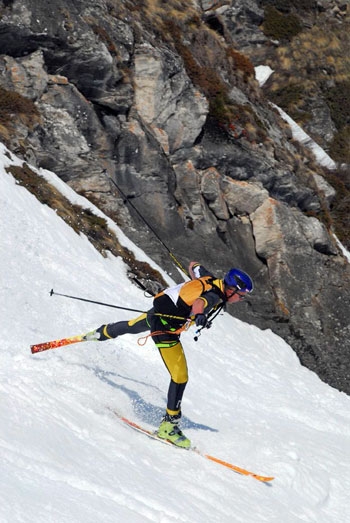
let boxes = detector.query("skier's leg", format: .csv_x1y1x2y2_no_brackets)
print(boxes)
93,312,150,341
151,325,191,448
157,341,188,415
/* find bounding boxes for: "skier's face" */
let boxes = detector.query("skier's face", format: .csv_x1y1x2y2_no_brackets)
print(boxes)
225,285,247,303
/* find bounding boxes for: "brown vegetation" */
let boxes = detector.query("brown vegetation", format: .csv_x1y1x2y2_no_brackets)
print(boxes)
262,6,302,41
0,87,40,145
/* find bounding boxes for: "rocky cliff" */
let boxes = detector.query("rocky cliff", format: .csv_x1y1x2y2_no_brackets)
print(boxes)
1,0,349,393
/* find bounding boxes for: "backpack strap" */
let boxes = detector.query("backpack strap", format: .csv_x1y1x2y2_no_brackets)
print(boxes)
208,278,227,303
196,275,227,303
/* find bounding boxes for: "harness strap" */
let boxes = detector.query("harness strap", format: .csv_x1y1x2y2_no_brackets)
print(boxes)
137,321,192,346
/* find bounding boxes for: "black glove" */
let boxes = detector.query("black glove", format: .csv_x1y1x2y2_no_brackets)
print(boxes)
195,313,207,328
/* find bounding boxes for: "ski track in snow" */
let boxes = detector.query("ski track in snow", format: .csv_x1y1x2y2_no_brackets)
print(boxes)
1,143,350,522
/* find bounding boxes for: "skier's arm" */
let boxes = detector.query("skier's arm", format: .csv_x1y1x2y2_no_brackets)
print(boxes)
188,261,200,280
188,261,214,280
191,297,206,315
191,297,208,327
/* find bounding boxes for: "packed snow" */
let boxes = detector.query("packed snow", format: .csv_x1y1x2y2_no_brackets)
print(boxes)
335,236,350,263
273,105,337,170
255,65,274,87
1,143,350,523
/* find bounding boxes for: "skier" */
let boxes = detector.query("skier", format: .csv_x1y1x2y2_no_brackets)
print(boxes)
86,261,254,448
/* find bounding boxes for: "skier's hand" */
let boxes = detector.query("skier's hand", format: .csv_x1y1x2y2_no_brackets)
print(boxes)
195,313,207,328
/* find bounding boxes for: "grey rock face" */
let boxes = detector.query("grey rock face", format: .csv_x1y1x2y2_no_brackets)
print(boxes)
134,43,208,153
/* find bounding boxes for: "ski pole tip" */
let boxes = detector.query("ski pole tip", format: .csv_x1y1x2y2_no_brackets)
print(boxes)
50,289,54,296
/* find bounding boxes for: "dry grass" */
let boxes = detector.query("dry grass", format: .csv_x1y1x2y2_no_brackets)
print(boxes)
0,87,40,145
262,6,302,41
266,18,350,81
0,88,39,122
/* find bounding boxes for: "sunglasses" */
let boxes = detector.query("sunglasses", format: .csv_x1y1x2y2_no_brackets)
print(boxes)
226,286,248,299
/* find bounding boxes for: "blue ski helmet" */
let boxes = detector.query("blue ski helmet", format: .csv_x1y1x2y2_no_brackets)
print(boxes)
224,268,254,293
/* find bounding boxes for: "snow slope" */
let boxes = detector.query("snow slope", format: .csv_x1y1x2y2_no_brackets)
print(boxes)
1,145,350,523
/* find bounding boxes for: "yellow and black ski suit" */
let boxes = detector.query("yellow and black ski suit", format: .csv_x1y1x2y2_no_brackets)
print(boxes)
96,264,225,417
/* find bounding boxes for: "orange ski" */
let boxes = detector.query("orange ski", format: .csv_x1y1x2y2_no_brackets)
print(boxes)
194,451,275,482
116,413,274,483
30,334,86,353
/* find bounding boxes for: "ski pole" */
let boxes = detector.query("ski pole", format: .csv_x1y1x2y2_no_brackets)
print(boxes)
50,289,189,321
50,289,145,313
104,170,189,277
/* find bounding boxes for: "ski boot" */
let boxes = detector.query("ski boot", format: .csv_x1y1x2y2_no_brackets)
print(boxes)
157,413,191,449
83,325,111,342
82,329,101,341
